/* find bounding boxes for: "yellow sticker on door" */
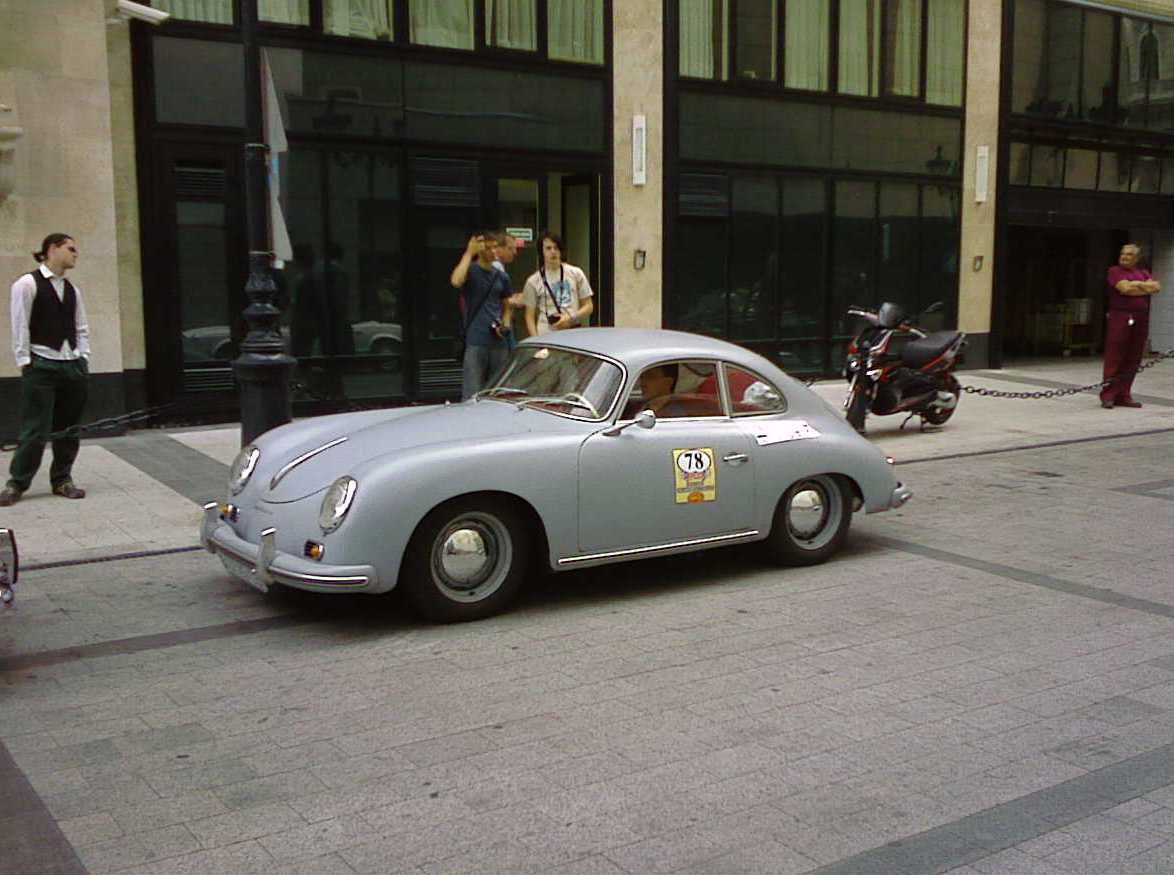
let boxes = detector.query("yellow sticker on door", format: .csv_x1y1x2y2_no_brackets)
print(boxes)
673,448,716,504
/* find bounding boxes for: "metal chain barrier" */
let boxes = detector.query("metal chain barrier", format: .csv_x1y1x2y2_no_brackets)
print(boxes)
959,347,1174,400
0,403,179,453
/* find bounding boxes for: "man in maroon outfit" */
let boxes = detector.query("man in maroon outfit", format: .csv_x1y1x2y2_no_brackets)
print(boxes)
1101,243,1161,409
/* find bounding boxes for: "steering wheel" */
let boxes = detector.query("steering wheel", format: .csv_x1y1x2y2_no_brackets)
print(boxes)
561,392,599,418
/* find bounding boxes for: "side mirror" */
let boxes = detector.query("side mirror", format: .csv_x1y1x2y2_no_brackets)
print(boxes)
0,528,18,606
603,408,657,437
924,301,944,314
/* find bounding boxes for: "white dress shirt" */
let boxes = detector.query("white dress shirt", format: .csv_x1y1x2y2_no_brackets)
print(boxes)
10,263,90,367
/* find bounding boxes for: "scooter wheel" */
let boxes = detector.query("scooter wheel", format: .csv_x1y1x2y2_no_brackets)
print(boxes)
846,385,870,434
921,376,961,426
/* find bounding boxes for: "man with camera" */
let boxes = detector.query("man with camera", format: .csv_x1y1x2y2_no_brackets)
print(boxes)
449,232,513,400
523,232,594,337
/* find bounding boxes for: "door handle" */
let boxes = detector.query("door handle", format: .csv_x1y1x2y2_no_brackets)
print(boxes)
722,452,749,465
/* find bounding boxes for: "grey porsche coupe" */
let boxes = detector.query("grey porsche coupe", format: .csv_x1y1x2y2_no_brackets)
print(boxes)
201,328,911,622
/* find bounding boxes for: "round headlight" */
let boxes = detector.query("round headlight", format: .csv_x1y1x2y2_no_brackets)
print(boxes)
318,477,357,533
228,446,260,495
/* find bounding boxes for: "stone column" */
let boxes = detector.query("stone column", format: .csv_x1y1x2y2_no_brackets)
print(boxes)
612,0,663,327
957,0,1002,363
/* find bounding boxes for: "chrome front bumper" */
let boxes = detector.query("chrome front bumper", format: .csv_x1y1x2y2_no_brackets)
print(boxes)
200,502,378,594
890,482,913,509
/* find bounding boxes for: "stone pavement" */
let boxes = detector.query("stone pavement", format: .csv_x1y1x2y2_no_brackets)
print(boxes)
1,355,1174,874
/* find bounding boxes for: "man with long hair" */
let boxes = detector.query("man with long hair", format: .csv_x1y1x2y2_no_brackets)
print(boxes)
2,233,90,505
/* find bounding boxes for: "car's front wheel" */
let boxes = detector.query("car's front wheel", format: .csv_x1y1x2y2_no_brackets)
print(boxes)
400,496,530,622
765,475,852,566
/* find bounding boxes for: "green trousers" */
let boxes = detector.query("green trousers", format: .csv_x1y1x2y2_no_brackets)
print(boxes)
7,356,88,492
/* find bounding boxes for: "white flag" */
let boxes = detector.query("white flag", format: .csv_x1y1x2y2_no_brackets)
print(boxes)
262,50,293,263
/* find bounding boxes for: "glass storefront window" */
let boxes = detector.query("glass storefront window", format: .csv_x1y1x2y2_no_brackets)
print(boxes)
324,0,393,40
1029,145,1063,187
1065,148,1099,189
1163,158,1174,194
920,186,959,327
839,0,881,97
878,184,918,315
1100,152,1128,191
486,0,536,51
1081,11,1114,122
733,0,776,81
1011,0,1046,115
784,0,829,91
832,108,962,176
153,38,245,127
832,181,876,337
1132,156,1161,193
679,0,727,79
152,0,232,24
1120,18,1174,131
884,0,921,97
779,178,826,359
410,0,474,50
549,0,604,64
729,177,778,339
1009,142,1031,185
259,0,309,25
926,0,964,106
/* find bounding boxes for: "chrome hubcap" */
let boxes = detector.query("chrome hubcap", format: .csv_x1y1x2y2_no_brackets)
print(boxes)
430,512,512,603
788,486,828,541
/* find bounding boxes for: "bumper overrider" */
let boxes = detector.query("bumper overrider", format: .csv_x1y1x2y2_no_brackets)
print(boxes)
890,482,913,509
200,502,378,594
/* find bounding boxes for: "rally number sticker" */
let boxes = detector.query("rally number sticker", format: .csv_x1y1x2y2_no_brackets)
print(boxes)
673,448,716,504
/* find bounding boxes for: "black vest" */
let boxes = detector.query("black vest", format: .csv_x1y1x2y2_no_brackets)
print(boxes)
28,270,78,352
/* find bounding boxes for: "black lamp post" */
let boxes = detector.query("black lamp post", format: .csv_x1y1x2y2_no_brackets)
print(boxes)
234,0,295,446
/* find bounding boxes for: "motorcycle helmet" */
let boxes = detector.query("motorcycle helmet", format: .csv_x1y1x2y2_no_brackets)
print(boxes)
877,302,905,328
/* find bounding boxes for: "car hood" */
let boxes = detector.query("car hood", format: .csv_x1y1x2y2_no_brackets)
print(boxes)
260,401,535,503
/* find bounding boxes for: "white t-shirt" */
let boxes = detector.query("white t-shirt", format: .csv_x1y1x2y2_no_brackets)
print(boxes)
523,263,593,335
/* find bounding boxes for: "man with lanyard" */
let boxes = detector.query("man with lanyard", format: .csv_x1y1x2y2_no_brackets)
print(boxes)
449,232,512,400
1,233,90,506
523,232,594,337
1100,243,1161,409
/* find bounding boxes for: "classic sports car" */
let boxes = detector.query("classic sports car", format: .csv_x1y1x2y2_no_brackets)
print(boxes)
201,329,911,622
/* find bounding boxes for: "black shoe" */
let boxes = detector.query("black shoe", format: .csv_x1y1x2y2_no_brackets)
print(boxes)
52,480,86,499
0,487,21,507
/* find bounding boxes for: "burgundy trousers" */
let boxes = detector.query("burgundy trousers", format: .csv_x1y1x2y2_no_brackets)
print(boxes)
1101,310,1149,403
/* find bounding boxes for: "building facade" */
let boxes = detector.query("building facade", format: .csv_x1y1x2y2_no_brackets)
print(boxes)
2,0,1173,434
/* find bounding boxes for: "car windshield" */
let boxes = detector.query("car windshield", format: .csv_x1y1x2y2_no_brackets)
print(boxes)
479,345,624,420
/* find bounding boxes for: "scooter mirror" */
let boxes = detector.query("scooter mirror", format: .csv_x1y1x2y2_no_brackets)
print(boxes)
923,301,944,315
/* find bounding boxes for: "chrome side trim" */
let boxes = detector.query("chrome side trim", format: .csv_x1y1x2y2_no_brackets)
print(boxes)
269,437,348,490
558,530,760,566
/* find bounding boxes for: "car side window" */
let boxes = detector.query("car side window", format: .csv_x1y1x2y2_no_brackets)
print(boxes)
725,365,787,416
624,361,723,419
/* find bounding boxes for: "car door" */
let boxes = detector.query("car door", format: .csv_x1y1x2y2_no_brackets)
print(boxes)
576,361,757,554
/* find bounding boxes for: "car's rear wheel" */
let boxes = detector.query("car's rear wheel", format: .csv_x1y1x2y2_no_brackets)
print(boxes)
765,475,852,566
400,496,529,622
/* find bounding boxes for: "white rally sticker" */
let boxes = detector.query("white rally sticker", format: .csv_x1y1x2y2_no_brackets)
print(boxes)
751,420,821,447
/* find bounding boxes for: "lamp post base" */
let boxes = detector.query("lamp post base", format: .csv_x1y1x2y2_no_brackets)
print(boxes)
235,351,295,446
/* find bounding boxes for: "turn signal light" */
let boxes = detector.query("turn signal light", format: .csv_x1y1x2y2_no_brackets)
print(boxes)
304,541,325,561
218,503,239,522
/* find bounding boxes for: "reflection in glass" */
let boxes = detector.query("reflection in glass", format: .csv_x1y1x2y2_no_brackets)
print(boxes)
1081,11,1114,122
153,39,245,128
679,0,727,79
178,196,232,364
833,108,962,175
1132,155,1161,193
878,184,918,316
1043,6,1081,117
920,186,959,329
729,178,778,340
832,181,876,338
1120,19,1174,130
1011,0,1046,114
785,0,829,91
734,0,776,81
486,0,536,51
779,178,826,371
839,0,881,96
1163,158,1174,195
675,217,728,337
259,0,309,24
549,0,604,64
153,0,232,23
926,0,964,106
1029,146,1063,187
1009,142,1031,185
884,0,921,97
410,0,474,49
1065,149,1098,190
489,346,623,419
324,0,393,40
1100,152,1128,191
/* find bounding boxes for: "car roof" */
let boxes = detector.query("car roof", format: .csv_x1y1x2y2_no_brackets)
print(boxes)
519,328,775,373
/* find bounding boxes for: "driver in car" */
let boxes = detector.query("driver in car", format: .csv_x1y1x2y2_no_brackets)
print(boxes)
633,364,691,418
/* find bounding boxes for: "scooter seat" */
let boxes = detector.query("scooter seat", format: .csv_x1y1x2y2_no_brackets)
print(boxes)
901,331,961,368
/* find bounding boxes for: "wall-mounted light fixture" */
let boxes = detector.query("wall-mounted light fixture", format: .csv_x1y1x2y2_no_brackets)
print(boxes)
633,249,646,270
973,255,984,272
632,115,646,186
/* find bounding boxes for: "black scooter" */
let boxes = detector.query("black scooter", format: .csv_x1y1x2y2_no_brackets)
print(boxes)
843,302,966,433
